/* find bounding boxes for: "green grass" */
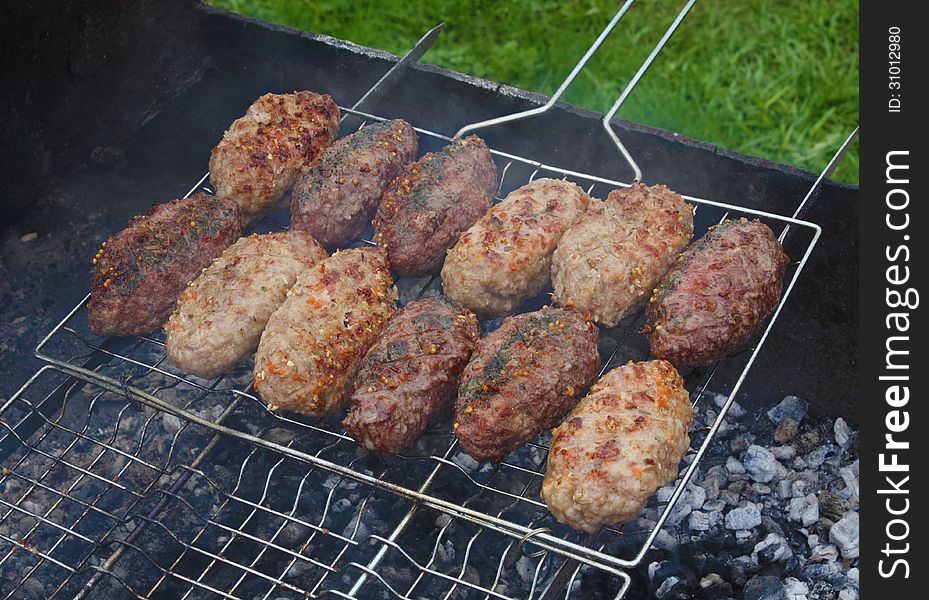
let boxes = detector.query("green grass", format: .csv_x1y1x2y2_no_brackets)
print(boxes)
208,0,859,183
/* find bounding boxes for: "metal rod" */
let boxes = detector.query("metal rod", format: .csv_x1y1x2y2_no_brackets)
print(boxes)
327,440,457,597
330,106,830,229
779,125,859,242
345,22,445,117
453,0,636,139
602,0,698,183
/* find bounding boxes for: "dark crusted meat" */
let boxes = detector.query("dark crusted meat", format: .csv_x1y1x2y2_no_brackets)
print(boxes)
87,193,240,337
453,306,599,463
210,91,340,225
291,119,418,248
542,360,692,533
253,248,397,416
343,296,480,455
644,218,789,366
552,183,693,327
374,135,496,277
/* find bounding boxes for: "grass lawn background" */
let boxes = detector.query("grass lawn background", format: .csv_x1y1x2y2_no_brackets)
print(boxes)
208,0,859,184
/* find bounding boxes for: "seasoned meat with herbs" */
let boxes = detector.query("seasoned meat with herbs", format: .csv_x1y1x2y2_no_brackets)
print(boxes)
644,218,789,366
374,135,496,276
253,248,397,416
343,296,480,455
166,231,328,379
552,183,693,327
291,119,418,248
542,359,692,533
453,306,599,463
87,193,240,337
210,91,339,225
442,178,588,318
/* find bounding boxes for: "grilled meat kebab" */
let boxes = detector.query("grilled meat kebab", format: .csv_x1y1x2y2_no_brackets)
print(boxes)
166,231,328,379
442,178,589,318
253,247,397,416
644,218,789,366
87,193,240,337
291,119,418,248
453,306,599,463
552,183,693,327
343,296,480,455
374,135,497,277
210,91,339,225
542,359,692,533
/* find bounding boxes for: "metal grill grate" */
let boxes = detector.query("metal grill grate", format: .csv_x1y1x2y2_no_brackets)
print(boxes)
7,108,821,599
0,1,842,597
0,361,637,600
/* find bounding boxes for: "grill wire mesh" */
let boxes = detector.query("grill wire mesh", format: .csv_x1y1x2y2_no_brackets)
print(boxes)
1,105,820,599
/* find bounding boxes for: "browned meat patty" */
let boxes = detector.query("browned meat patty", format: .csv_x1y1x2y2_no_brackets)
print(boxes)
87,193,240,337
291,119,418,248
166,231,328,379
210,91,340,225
343,296,480,455
442,178,589,318
453,307,599,463
253,248,397,416
552,184,693,327
374,135,496,277
542,360,692,533
644,218,789,366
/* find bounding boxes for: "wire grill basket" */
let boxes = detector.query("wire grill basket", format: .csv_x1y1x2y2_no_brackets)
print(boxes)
1,2,837,597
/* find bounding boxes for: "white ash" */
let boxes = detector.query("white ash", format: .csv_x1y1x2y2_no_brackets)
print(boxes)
451,451,481,472
767,396,809,425
726,455,746,476
743,445,781,483
753,533,793,563
788,494,820,527
726,504,762,530
331,497,353,514
839,460,859,500
714,393,747,418
833,417,854,449
829,511,859,560
655,575,687,599
633,392,859,600
434,513,452,529
784,577,809,599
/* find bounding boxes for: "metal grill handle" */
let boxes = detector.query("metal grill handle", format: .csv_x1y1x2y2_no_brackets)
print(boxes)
602,0,698,183
452,0,636,140
779,125,859,242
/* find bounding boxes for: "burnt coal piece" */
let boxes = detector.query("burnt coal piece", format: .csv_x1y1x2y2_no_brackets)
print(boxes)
612,393,859,600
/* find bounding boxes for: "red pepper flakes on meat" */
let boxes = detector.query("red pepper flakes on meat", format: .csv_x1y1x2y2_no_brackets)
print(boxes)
542,360,692,533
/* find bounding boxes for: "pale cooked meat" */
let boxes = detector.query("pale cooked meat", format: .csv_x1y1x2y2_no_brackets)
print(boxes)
441,178,589,318
166,231,327,379
541,360,692,533
552,183,693,327
253,248,397,416
210,91,339,225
